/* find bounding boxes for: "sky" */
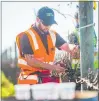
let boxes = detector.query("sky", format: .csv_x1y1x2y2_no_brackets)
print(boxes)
2,2,98,52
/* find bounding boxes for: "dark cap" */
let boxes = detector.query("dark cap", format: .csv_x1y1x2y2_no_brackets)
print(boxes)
37,6,57,26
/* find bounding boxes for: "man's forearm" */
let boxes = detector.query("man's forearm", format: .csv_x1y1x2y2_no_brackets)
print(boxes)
24,54,65,73
26,56,54,71
59,43,75,53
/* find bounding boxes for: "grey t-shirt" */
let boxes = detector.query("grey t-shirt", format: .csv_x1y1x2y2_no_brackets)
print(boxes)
20,26,66,56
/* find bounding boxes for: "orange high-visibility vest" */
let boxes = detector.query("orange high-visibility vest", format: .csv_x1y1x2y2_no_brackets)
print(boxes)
16,26,57,84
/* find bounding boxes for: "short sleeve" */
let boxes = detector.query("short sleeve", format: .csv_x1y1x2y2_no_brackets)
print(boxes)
20,33,34,55
56,33,66,49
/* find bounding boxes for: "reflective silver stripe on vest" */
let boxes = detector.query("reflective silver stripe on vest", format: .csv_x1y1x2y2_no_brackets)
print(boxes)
27,29,39,50
18,59,27,65
44,62,53,65
49,30,56,46
19,74,38,80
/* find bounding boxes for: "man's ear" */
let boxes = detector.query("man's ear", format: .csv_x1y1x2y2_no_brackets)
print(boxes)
36,17,40,23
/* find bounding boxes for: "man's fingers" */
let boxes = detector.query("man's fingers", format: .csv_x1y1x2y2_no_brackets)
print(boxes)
56,67,65,73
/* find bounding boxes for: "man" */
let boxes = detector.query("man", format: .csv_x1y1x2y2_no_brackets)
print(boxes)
16,6,78,84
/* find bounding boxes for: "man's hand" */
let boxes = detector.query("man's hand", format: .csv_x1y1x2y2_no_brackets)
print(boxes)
70,45,80,59
52,64,65,73
51,63,66,77
59,43,80,59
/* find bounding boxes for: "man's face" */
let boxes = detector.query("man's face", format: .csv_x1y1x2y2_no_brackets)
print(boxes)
37,18,51,33
39,22,51,32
